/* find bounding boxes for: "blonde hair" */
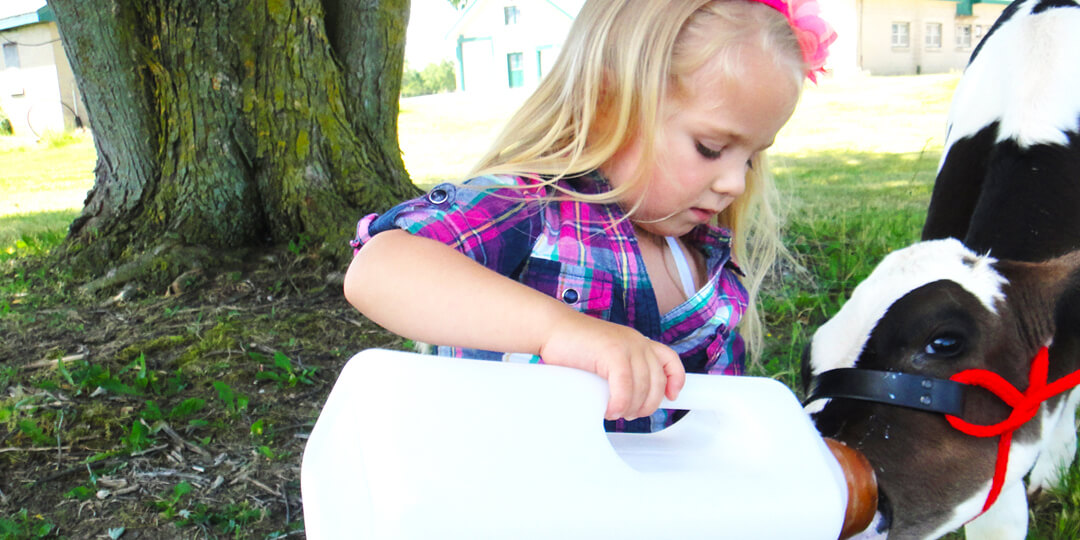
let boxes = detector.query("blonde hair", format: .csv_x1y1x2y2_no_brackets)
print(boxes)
468,0,806,362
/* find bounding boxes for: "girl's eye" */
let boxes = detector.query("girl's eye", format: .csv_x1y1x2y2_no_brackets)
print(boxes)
695,141,723,160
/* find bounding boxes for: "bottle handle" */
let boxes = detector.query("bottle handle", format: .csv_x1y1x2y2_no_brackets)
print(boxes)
658,373,784,411
655,373,880,539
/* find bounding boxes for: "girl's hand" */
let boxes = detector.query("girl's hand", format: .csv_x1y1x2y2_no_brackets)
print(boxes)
538,313,686,421
347,231,683,420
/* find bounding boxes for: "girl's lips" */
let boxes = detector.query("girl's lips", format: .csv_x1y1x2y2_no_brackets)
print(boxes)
690,207,718,222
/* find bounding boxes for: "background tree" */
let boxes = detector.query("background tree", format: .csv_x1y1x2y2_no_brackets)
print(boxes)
48,0,420,291
421,60,458,94
0,104,12,135
401,59,457,97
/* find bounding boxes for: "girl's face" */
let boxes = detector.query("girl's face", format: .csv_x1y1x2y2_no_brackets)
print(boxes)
603,43,800,238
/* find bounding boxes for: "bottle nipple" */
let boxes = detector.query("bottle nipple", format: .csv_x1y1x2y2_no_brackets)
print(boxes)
824,438,878,539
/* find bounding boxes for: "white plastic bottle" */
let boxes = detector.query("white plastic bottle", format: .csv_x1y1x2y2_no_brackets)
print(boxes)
302,349,872,539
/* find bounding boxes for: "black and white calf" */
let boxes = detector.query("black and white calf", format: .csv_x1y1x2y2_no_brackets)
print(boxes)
802,1,1080,538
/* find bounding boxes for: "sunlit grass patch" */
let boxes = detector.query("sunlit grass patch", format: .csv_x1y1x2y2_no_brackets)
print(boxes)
0,210,76,259
0,132,95,217
777,73,959,155
398,90,528,186
752,148,938,388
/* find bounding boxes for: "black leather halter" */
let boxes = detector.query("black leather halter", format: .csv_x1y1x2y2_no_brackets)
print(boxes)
804,368,966,416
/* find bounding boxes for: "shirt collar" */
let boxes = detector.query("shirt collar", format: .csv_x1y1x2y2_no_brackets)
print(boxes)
563,170,613,196
564,170,743,276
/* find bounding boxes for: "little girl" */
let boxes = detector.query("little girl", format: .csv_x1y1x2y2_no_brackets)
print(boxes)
345,0,835,432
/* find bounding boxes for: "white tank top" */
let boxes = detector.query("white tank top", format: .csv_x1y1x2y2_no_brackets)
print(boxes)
665,236,697,299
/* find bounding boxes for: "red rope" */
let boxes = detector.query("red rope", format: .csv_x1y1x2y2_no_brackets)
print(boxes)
945,347,1080,513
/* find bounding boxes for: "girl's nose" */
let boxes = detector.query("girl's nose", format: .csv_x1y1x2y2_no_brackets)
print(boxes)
711,164,747,197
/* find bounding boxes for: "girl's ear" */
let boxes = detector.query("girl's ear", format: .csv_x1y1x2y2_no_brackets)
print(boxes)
593,68,616,128
590,67,625,150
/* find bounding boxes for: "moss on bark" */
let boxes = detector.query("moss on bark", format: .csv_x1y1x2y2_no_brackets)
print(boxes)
48,0,420,290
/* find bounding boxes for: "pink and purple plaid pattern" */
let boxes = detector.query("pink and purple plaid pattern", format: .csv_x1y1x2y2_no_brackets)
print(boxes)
352,172,748,432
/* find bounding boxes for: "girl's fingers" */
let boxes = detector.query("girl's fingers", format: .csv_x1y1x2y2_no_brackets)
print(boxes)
638,351,667,420
612,347,678,421
605,354,651,421
544,319,683,422
660,346,686,401
605,360,633,420
626,354,650,420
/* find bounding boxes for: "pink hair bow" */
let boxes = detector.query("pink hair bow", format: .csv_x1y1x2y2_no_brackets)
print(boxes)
753,0,838,83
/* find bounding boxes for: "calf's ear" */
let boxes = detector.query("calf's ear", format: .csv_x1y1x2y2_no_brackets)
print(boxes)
994,251,1080,347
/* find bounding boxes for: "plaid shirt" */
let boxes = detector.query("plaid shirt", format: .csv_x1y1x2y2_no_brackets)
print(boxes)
351,172,748,432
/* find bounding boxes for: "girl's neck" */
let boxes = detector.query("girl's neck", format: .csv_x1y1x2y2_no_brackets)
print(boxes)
633,225,706,313
632,224,664,246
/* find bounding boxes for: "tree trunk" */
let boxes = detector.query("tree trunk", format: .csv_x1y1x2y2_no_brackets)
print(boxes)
48,0,418,284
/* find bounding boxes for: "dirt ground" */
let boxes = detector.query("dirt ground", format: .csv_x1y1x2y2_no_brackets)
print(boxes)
0,247,407,538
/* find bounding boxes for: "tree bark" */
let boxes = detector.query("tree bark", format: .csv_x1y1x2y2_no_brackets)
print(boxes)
48,0,418,281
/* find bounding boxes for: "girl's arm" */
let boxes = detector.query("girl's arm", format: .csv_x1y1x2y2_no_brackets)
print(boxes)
344,229,685,420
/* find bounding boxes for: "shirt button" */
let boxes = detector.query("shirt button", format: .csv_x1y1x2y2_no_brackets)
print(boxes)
427,187,449,204
562,289,579,304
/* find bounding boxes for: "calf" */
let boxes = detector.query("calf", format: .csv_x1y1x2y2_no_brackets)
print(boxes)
801,1,1080,538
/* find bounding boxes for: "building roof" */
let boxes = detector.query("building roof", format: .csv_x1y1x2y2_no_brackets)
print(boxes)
0,1,52,32
445,0,584,39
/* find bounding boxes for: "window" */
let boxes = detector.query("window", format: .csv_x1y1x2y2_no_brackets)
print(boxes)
507,52,524,88
2,43,19,69
504,5,519,25
925,22,942,49
891,22,910,47
975,25,984,40
956,24,972,48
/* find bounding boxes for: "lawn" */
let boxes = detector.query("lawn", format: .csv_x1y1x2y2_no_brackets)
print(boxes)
755,75,957,380
4,73,1080,538
0,132,94,253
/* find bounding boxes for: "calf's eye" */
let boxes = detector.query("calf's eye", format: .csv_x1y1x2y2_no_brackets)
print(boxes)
925,334,963,357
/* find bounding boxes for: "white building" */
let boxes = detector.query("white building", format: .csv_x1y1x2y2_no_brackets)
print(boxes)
445,0,584,93
0,0,86,137
823,0,1010,76
0,0,1018,134
438,0,1012,95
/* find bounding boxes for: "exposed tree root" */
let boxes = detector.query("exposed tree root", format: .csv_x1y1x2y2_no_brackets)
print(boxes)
78,242,219,297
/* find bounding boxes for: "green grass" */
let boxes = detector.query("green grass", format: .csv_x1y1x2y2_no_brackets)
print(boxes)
749,75,954,389
0,130,94,258
754,148,938,387
0,211,78,260
0,131,96,217
775,73,958,155
397,89,529,185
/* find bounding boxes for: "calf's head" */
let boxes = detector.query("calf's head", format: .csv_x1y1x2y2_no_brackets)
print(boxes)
802,238,1080,538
